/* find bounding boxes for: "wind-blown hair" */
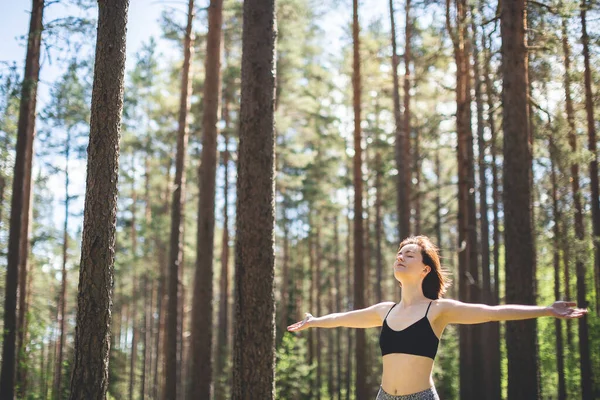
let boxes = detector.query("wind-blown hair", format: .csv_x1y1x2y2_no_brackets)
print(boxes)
398,236,452,300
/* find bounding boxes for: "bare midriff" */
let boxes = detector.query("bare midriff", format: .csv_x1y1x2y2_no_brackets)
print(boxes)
381,354,434,395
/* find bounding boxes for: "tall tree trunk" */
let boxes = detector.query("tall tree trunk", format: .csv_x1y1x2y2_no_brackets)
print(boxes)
472,9,495,398
447,1,482,397
231,0,276,396
389,0,408,240
483,30,501,398
549,133,567,400
334,216,342,400
403,0,413,236
501,1,538,398
129,177,138,400
16,129,34,400
165,2,194,399
345,207,353,400
581,0,600,315
0,1,43,398
375,152,383,303
435,146,442,248
215,131,230,400
189,0,223,397
141,276,151,400
316,223,322,399
352,1,367,398
561,15,592,399
53,135,71,400
69,1,129,397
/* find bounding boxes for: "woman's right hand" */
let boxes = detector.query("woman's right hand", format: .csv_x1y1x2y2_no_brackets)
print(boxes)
287,313,314,332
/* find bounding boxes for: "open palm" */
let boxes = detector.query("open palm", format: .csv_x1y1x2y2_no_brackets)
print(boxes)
549,301,588,319
287,313,314,332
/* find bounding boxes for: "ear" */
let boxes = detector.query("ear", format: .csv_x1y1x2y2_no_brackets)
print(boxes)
423,266,431,275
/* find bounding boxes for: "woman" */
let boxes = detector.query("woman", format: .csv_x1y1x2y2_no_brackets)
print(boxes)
287,235,587,400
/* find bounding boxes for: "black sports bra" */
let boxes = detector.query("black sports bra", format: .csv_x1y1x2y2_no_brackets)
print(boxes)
379,301,439,360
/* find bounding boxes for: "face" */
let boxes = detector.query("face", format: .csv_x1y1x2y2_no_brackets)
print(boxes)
393,243,431,283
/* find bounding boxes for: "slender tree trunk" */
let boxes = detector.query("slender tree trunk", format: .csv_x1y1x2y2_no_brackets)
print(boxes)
435,147,442,248
413,129,421,234
501,1,538,398
53,136,71,400
0,1,43,397
141,276,150,400
352,1,367,398
16,131,34,400
231,0,276,396
375,152,383,303
447,1,482,397
581,0,600,315
562,15,592,398
129,178,138,400
483,30,501,398
472,9,495,398
345,207,353,400
389,0,408,240
69,1,129,397
334,216,342,400
308,224,315,392
165,2,194,399
403,0,413,235
316,223,322,399
549,133,567,400
189,0,223,397
215,131,230,400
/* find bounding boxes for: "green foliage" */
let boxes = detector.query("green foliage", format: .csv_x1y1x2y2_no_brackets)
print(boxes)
276,333,315,399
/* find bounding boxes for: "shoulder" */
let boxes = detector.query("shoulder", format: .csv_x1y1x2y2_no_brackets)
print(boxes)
368,301,396,319
428,298,463,317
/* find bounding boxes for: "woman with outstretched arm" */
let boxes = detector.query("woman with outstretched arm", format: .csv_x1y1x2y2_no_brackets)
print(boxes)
287,235,587,400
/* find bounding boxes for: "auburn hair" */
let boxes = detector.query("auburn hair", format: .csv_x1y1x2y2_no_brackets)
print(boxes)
398,236,452,300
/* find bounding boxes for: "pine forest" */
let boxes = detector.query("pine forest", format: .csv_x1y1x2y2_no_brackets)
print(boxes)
0,0,599,399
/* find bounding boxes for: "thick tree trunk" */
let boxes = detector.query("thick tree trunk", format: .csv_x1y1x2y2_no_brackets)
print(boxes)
69,1,129,398
231,0,276,396
166,1,194,399
0,1,43,398
581,0,600,315
189,0,223,397
352,1,367,398
501,1,538,398
389,0,409,240
562,16,592,398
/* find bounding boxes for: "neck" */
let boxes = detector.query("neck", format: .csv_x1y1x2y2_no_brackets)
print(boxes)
399,283,427,307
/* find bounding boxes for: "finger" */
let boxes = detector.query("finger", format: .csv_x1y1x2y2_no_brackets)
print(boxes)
564,301,577,307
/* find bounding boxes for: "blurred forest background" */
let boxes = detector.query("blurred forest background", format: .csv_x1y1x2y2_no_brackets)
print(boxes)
0,0,599,399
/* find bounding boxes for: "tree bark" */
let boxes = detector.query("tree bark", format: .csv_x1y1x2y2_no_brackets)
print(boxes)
0,1,43,398
68,1,129,398
189,0,223,397
501,1,538,398
352,0,367,398
165,1,194,399
231,0,277,396
581,0,600,315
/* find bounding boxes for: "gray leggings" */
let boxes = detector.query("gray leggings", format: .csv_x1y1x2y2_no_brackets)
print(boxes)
376,386,440,400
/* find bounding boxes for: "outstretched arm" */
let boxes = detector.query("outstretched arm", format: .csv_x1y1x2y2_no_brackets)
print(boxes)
287,301,395,331
439,299,587,325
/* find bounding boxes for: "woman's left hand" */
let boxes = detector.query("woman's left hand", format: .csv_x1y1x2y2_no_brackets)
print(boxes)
548,301,588,319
